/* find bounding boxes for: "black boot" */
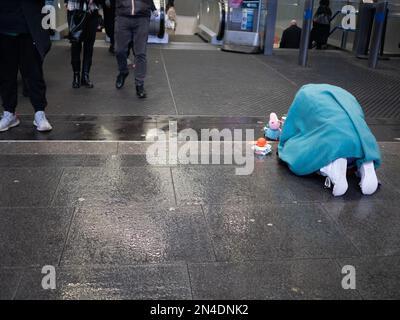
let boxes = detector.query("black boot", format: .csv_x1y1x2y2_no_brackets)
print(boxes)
81,72,94,88
72,72,80,89
116,72,129,90
136,85,147,99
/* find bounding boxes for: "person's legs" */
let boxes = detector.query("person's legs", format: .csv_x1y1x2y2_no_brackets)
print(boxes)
19,34,47,113
0,34,19,114
19,34,52,132
115,15,133,89
81,11,99,88
132,17,149,87
71,40,82,88
132,16,150,98
320,158,348,197
0,34,20,132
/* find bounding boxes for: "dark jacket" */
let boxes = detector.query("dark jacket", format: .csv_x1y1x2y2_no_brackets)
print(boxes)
280,25,302,49
0,0,51,60
115,0,157,17
313,5,332,25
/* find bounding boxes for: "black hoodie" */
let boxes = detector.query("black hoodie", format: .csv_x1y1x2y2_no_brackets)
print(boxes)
115,0,157,17
0,0,51,60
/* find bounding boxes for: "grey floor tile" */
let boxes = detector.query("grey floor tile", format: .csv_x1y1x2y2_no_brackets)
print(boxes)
60,205,214,265
0,208,74,267
84,155,148,167
0,269,21,300
52,167,175,207
0,141,118,155
0,168,63,207
15,264,191,300
162,50,296,116
189,260,360,300
322,202,400,256
337,256,400,299
117,168,175,206
51,167,121,207
172,166,295,205
0,155,86,168
203,204,360,261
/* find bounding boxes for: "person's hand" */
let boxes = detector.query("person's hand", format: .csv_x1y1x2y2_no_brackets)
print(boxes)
105,0,111,7
152,10,159,18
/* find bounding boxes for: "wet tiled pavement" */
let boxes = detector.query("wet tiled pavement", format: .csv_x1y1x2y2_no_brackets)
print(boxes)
0,141,399,300
0,44,400,300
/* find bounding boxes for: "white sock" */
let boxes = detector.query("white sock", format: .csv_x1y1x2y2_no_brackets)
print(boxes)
320,158,348,197
359,161,378,195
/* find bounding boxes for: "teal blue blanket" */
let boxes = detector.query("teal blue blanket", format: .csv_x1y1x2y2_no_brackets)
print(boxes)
278,84,381,176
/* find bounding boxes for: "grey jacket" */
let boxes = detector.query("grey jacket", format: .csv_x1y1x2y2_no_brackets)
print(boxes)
116,0,157,17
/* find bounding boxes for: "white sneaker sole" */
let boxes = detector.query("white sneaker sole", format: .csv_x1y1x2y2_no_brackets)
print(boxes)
0,119,20,132
321,158,348,197
33,120,53,132
359,161,378,195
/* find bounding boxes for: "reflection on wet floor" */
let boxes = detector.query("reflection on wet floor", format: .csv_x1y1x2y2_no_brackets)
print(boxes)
0,115,399,142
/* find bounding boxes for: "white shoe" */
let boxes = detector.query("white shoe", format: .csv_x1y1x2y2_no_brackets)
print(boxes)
33,111,52,132
358,161,378,195
320,158,348,197
0,111,20,132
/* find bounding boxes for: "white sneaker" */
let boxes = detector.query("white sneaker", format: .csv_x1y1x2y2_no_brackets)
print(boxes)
33,111,52,132
320,158,348,197
0,111,20,132
358,161,378,195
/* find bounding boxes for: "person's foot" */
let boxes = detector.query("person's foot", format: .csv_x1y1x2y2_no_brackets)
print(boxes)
81,73,94,88
72,72,80,89
0,111,20,132
109,45,115,54
33,111,52,132
116,72,129,89
320,158,348,197
136,85,147,99
358,161,379,195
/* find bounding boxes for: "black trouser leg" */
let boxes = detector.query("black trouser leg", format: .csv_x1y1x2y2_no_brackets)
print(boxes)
0,34,19,113
71,41,83,73
115,15,133,75
132,16,150,86
82,11,99,74
18,35,47,111
104,6,115,47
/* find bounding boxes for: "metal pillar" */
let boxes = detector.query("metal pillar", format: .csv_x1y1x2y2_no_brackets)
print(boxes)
264,0,278,56
298,0,314,67
368,1,388,68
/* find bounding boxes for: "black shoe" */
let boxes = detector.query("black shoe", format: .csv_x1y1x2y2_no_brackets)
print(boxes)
109,45,115,54
81,72,94,88
116,73,129,90
136,85,147,99
72,72,81,89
